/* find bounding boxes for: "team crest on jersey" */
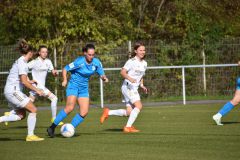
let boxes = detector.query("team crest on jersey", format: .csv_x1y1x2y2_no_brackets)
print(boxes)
92,66,96,71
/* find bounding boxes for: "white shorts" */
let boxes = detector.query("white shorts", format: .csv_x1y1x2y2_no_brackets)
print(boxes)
121,84,140,106
29,83,50,97
4,91,31,109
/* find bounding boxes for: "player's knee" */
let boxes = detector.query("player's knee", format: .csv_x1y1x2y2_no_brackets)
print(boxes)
49,94,58,102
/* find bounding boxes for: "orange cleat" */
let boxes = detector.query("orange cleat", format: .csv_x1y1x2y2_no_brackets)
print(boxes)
123,126,140,133
100,107,109,124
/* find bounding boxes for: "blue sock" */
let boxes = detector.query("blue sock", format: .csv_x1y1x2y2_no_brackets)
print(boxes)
71,114,84,128
53,109,67,125
218,101,234,116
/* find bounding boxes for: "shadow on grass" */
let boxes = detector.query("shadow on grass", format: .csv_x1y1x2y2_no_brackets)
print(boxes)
222,121,240,124
0,137,25,141
103,128,123,132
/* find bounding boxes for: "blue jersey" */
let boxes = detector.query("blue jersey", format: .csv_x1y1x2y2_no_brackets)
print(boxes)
64,56,105,88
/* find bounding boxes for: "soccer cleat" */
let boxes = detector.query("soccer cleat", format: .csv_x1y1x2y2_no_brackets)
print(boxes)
51,118,64,126
213,114,223,126
123,126,140,133
26,135,44,141
4,112,10,126
100,107,109,124
47,127,55,138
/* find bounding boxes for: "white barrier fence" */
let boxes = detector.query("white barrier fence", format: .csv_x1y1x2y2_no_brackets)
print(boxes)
100,64,238,108
0,63,238,107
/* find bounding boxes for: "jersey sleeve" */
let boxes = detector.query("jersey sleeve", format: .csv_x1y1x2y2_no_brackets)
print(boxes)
95,60,105,76
18,60,29,75
48,59,54,71
122,59,132,71
64,57,82,71
27,59,36,69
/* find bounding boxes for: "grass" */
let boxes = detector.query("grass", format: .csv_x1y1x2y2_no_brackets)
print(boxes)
0,104,240,160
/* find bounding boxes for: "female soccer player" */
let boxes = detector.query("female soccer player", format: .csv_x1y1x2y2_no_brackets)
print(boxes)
100,41,148,133
27,45,63,125
47,44,109,137
0,39,44,141
213,65,240,125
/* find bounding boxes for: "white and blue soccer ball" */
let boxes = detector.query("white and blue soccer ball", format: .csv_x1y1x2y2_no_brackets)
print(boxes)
60,123,75,138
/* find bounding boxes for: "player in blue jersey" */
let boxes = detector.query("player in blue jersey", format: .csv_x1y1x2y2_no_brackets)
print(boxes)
47,44,109,137
213,75,240,125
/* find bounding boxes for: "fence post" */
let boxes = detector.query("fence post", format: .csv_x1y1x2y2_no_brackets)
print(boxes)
54,47,58,96
128,41,132,58
100,78,104,108
182,67,186,105
202,46,207,96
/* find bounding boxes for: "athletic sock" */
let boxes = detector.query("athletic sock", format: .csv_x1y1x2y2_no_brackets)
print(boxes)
109,109,127,116
71,114,84,128
218,101,234,116
27,113,36,136
0,114,21,122
52,109,67,127
126,108,140,127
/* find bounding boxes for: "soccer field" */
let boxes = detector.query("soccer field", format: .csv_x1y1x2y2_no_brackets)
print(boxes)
0,104,240,160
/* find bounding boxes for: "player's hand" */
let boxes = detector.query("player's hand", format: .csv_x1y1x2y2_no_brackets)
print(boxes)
140,85,148,94
62,80,67,87
238,61,240,66
52,70,58,77
102,77,109,83
36,89,44,96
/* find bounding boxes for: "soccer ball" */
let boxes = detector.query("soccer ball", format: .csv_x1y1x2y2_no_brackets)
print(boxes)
60,123,75,138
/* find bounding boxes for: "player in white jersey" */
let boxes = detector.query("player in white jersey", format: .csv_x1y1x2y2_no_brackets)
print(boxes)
0,39,44,141
27,45,63,125
100,42,148,133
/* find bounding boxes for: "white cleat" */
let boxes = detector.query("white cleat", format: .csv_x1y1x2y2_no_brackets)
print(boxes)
213,114,223,126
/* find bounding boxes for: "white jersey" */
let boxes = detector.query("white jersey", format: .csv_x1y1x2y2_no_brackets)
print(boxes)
28,57,54,86
4,56,29,93
122,56,147,89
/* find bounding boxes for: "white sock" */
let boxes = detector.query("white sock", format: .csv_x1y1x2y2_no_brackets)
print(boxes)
126,108,140,127
51,102,57,119
0,114,21,122
27,113,36,136
49,94,57,118
109,109,127,116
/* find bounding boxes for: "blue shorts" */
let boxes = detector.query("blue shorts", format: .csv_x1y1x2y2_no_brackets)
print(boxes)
66,84,89,98
236,77,240,90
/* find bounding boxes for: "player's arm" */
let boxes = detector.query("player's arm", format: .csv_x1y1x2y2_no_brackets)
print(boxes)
96,60,109,83
62,58,81,87
49,60,58,76
140,78,148,94
62,68,68,87
120,68,136,83
20,75,43,96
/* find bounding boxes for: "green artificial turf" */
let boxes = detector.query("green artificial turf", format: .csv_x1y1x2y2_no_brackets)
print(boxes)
0,104,240,160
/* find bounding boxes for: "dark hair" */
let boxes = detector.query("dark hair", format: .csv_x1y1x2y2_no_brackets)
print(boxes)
38,45,48,52
82,47,87,53
130,41,145,58
85,44,95,52
18,39,34,55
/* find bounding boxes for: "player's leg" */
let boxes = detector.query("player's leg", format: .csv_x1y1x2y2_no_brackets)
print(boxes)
0,109,25,123
47,95,76,137
124,100,142,133
71,97,89,128
213,78,240,125
100,107,128,124
24,101,44,141
45,89,64,125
